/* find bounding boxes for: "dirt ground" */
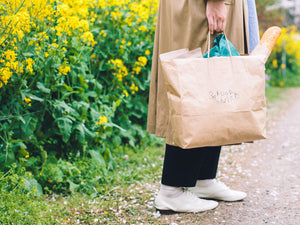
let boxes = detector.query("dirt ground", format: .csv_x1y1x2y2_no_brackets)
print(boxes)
153,88,300,225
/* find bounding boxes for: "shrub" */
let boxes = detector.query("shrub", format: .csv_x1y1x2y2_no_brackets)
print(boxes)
0,0,160,194
266,26,300,87
0,165,47,224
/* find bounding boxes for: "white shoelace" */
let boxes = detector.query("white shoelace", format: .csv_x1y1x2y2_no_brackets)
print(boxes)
196,179,230,192
213,180,230,191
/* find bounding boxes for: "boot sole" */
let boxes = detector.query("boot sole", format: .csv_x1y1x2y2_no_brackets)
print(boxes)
156,208,178,215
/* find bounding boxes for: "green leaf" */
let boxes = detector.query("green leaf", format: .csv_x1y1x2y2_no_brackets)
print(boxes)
86,91,98,98
89,150,106,167
112,135,122,145
4,151,15,165
11,141,27,151
91,27,100,33
53,100,79,117
90,108,101,121
24,177,43,196
18,146,29,156
63,83,73,92
75,123,85,142
107,123,126,132
23,52,34,57
21,116,38,136
83,125,96,138
40,148,48,165
16,115,26,124
103,148,112,162
27,94,44,102
120,129,135,148
37,82,51,94
23,157,39,167
68,179,79,193
0,153,6,165
61,91,79,100
10,139,26,144
72,101,89,110
48,164,64,182
56,117,73,143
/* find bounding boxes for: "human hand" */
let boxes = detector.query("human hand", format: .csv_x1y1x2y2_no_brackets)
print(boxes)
206,0,227,34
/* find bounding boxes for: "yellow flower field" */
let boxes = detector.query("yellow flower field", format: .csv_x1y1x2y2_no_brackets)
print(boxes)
0,0,159,195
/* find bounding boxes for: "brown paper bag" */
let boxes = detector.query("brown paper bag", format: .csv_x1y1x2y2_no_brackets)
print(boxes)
160,49,267,149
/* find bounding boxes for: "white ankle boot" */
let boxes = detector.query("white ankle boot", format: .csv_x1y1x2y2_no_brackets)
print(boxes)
155,187,218,213
189,179,247,202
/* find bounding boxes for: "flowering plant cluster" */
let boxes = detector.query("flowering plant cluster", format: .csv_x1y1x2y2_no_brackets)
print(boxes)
266,26,300,87
0,0,159,194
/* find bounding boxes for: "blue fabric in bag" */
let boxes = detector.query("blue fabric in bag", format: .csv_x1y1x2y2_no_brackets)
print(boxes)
203,34,240,58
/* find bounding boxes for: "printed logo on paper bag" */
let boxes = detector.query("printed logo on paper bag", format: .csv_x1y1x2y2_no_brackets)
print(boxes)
209,89,239,104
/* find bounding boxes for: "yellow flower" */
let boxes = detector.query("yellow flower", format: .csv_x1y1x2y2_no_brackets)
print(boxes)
99,30,107,37
130,83,139,94
133,66,142,75
80,31,96,46
25,58,35,73
51,43,59,49
111,11,123,20
58,64,71,75
24,97,31,103
138,25,148,32
96,116,108,126
145,50,151,55
79,20,90,31
100,116,108,124
3,50,17,62
123,90,129,97
109,59,128,81
272,59,278,68
24,97,32,106
138,56,147,66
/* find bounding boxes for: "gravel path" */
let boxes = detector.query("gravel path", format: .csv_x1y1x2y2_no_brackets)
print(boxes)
156,88,300,224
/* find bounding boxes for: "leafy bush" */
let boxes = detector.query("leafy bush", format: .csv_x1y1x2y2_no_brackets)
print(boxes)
0,165,47,224
0,144,165,224
0,0,160,194
266,26,300,87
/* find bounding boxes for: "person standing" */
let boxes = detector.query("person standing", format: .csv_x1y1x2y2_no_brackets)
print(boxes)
147,0,258,213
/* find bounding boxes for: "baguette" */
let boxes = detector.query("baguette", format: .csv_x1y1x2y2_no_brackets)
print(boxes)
259,26,282,52
250,26,281,63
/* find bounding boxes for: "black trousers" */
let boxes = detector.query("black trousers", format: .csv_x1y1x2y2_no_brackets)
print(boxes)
161,144,221,187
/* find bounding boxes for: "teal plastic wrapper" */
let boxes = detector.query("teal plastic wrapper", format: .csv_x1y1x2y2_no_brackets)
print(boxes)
203,34,240,58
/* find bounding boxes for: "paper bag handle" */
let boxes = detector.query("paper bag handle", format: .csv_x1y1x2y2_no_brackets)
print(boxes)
207,32,232,58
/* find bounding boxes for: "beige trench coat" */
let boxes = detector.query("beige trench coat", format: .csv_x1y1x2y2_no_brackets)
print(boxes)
147,0,250,138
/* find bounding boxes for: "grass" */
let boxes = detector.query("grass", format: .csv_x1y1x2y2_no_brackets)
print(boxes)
1,144,166,224
265,86,289,103
1,86,295,224
265,86,293,119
